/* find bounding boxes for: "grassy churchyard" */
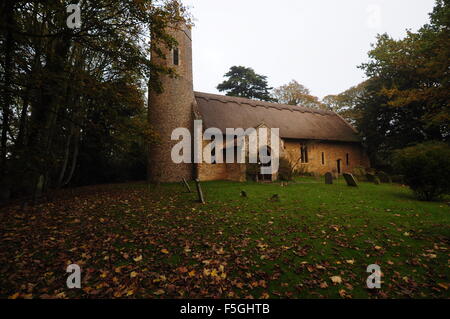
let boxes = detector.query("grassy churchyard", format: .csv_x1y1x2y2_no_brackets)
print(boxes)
1,177,449,299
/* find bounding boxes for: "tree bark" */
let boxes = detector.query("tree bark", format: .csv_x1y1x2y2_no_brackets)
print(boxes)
63,127,81,187
1,0,14,177
57,124,74,188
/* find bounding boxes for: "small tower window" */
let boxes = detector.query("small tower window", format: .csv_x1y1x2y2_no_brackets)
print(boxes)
321,152,325,165
173,48,179,65
346,153,350,166
300,145,309,163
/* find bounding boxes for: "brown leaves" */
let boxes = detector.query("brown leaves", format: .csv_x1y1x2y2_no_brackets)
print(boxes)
1,181,448,299
330,276,343,284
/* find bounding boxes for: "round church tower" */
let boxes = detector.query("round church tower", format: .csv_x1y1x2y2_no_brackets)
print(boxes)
148,23,194,183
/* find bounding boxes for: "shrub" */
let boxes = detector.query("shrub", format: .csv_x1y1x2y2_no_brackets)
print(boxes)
393,142,450,201
376,171,392,183
391,175,405,184
353,166,367,177
278,157,294,181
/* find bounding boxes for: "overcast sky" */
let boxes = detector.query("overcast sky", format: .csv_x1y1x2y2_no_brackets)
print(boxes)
182,0,436,99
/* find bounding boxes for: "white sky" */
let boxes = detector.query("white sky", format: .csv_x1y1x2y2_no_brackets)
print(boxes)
182,0,436,99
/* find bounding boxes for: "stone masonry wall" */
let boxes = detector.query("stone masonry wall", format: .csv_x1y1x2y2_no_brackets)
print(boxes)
283,140,370,176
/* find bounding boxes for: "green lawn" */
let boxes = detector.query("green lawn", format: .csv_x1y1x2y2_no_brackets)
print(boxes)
1,178,449,299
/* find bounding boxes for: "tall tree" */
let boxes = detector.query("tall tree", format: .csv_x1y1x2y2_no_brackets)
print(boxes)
0,0,190,202
273,80,325,109
217,66,274,101
352,0,450,168
322,81,368,124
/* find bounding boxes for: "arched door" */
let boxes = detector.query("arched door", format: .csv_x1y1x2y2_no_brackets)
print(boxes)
258,146,272,181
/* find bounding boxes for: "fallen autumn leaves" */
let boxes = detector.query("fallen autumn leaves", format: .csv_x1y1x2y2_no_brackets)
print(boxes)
0,180,449,299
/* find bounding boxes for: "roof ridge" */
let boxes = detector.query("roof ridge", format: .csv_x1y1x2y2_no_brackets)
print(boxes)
194,91,335,116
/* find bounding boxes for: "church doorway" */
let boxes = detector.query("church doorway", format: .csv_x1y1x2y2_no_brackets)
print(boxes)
258,146,273,182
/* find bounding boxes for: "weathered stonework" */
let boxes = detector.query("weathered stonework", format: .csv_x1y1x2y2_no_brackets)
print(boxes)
148,24,194,183
283,140,370,177
148,23,371,183
198,139,370,182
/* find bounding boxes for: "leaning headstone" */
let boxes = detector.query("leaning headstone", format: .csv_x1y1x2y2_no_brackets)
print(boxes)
195,179,205,204
343,173,358,187
241,190,248,198
325,172,333,185
182,177,192,193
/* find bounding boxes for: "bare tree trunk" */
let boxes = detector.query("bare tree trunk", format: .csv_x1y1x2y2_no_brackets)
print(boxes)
1,0,14,177
57,124,74,188
63,128,80,186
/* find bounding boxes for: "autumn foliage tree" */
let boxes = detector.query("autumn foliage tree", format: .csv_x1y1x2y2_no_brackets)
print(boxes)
0,0,189,202
273,80,325,110
327,0,449,169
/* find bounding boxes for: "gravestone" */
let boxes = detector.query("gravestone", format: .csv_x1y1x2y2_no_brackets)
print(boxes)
325,172,333,185
270,194,280,202
241,190,248,198
343,173,358,187
195,179,205,204
182,177,192,193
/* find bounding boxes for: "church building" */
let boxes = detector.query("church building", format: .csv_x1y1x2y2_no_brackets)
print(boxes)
148,23,370,183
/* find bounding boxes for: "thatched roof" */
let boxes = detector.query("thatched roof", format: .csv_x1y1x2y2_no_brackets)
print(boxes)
194,92,360,143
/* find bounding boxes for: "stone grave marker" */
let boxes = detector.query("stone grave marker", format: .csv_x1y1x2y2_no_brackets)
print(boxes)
343,173,358,187
195,179,205,204
182,177,192,193
325,172,333,185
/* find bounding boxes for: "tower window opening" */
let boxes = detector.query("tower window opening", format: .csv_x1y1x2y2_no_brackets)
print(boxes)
346,153,349,166
321,152,325,165
173,48,179,65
